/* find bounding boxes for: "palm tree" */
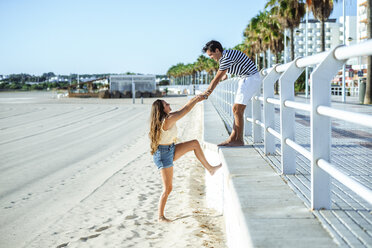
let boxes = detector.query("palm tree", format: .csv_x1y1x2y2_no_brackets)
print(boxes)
265,0,306,61
234,42,254,58
195,55,209,84
244,10,285,69
185,63,196,85
204,58,218,82
306,0,338,52
244,11,271,68
167,63,186,85
266,9,285,63
365,0,372,104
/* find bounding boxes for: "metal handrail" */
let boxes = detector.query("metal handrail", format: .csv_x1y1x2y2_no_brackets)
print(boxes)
209,39,372,210
262,39,372,75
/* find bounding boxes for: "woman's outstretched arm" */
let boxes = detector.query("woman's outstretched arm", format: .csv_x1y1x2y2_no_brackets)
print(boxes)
163,95,204,130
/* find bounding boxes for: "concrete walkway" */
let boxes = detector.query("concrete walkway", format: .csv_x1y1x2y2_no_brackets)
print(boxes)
207,95,372,248
202,100,337,248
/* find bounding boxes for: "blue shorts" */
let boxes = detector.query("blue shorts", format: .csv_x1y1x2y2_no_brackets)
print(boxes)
153,143,175,170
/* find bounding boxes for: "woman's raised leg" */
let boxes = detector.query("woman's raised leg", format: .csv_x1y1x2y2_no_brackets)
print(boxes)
158,166,173,222
174,140,221,175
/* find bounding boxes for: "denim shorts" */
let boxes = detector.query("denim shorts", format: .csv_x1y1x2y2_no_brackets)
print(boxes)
153,143,175,170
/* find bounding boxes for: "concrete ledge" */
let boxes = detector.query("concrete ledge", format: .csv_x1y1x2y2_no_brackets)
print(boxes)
203,100,229,213
202,100,337,248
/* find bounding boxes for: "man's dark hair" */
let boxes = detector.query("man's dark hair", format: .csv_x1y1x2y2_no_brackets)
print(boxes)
202,40,223,53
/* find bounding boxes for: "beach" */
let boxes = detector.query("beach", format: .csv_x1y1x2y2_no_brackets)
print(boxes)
0,92,226,248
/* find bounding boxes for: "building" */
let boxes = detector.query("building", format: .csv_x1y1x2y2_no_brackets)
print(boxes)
277,14,363,97
109,75,156,93
293,18,342,59
357,0,368,42
339,16,358,66
357,0,368,70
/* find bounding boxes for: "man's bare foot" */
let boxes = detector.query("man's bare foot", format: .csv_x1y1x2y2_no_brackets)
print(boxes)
223,141,244,147
217,139,231,146
158,216,172,223
209,163,222,176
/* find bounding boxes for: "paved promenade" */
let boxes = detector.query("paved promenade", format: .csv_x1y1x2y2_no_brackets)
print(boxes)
204,100,337,248
210,95,372,247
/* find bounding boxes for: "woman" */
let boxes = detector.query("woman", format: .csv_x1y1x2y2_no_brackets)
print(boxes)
149,95,222,223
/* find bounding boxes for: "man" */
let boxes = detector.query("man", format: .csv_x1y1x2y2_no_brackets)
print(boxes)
202,40,261,147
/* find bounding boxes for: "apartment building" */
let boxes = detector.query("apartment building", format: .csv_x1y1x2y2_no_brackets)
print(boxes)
357,0,368,69
293,19,342,58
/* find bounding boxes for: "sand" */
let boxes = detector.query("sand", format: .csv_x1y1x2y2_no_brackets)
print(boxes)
0,92,226,248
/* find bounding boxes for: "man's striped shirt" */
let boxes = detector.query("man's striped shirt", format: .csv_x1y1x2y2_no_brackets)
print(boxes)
219,50,258,77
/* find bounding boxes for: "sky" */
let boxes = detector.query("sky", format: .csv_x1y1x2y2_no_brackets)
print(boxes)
0,0,356,76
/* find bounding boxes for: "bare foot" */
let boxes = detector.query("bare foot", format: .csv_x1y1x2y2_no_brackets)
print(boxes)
223,141,244,147
158,216,172,223
209,163,222,176
217,139,231,146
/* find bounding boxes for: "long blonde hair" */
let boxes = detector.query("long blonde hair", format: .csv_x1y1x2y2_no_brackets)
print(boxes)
149,99,168,155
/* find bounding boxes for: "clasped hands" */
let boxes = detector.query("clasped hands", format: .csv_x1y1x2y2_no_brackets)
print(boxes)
195,89,212,102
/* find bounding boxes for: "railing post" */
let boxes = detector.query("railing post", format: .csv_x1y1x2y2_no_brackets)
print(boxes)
244,99,252,137
262,67,281,155
229,82,233,119
222,82,228,114
225,82,228,114
252,95,262,143
231,81,236,119
279,58,304,174
227,82,230,117
311,47,346,210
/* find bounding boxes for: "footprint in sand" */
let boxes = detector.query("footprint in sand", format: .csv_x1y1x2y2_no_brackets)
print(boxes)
79,234,100,242
146,212,154,219
138,194,146,201
127,230,140,240
117,224,126,230
125,214,137,220
103,218,112,223
88,225,97,230
95,226,110,232
56,242,69,248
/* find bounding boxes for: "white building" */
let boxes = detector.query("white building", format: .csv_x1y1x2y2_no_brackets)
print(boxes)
110,75,156,93
293,18,342,59
48,76,69,83
357,0,368,69
273,18,344,66
339,16,358,45
288,16,358,66
357,0,368,42
339,16,358,65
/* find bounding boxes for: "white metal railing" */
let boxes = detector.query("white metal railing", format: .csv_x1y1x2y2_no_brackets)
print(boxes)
331,85,359,97
210,40,372,210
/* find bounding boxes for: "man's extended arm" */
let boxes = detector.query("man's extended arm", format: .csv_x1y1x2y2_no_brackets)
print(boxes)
202,69,228,97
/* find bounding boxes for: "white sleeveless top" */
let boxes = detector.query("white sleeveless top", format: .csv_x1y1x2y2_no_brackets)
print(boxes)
159,120,177,145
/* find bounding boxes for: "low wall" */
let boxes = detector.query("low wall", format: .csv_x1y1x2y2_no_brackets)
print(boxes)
201,100,337,248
